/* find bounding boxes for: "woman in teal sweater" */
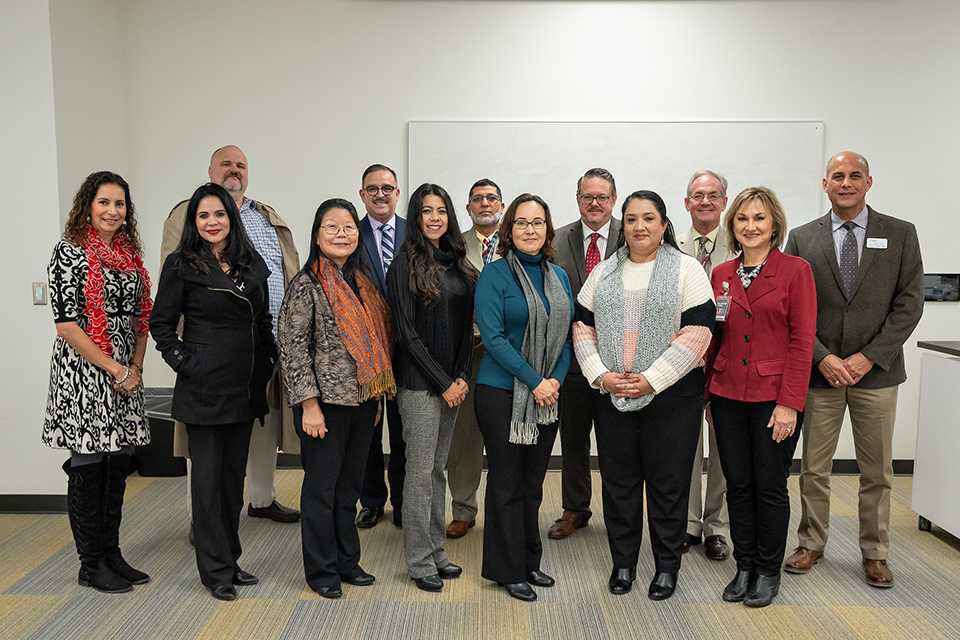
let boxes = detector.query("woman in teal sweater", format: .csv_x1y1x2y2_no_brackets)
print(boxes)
474,193,573,602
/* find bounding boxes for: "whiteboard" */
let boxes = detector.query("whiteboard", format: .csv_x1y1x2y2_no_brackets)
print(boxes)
408,121,824,234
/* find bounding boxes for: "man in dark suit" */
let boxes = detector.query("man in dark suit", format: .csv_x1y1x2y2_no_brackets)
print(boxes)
783,151,923,588
356,163,407,528
548,167,622,539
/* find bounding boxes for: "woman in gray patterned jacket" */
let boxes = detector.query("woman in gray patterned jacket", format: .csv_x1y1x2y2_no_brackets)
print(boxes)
277,198,396,599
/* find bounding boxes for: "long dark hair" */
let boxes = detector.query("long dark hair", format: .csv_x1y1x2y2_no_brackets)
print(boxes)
401,183,478,306
616,190,681,252
306,198,373,296
176,182,258,277
63,171,142,253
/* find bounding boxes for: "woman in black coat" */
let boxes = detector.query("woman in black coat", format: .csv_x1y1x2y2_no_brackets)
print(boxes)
151,183,276,601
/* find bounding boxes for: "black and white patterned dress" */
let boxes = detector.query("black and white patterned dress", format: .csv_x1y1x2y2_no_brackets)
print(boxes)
43,240,150,452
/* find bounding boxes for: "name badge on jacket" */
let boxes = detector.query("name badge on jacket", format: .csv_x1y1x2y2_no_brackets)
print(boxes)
867,238,888,249
715,281,731,322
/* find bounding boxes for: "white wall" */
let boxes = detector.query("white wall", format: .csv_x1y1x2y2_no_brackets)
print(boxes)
2,0,958,495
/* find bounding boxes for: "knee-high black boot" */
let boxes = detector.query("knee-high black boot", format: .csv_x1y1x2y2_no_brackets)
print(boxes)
102,454,149,585
64,460,132,593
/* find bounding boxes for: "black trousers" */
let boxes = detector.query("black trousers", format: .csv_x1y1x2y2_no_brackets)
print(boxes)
557,372,602,523
711,395,802,577
296,400,379,590
594,392,701,573
360,396,405,511
186,420,253,589
475,384,559,584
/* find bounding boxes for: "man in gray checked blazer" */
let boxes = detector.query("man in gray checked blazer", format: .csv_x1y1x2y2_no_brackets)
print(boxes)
783,151,923,589
549,167,622,540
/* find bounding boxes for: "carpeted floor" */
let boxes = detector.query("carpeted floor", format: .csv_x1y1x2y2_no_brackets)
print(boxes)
1,471,958,640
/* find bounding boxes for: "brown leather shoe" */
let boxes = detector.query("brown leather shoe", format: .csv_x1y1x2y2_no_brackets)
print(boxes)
783,546,823,574
683,533,702,554
863,559,894,588
445,519,476,539
704,535,730,560
548,511,586,539
248,500,301,523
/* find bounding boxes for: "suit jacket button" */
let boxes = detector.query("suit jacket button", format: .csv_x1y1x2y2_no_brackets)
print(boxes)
745,311,752,319
744,335,750,342
742,359,748,366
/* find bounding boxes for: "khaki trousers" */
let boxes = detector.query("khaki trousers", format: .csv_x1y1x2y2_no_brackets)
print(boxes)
687,416,729,539
447,359,484,521
797,385,898,559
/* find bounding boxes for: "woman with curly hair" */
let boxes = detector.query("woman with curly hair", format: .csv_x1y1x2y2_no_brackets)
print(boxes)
386,183,479,592
44,171,153,594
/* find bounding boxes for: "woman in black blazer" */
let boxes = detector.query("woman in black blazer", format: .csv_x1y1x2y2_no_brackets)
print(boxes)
151,183,276,601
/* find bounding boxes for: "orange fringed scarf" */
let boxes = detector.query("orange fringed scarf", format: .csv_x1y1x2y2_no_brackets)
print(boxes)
314,256,396,402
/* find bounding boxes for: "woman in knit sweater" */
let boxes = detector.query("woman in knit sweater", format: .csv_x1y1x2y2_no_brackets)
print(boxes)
573,190,715,600
474,193,573,602
387,183,478,592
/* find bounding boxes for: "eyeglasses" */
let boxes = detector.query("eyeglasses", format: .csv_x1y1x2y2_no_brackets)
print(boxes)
470,194,501,204
689,193,723,203
321,224,358,236
364,185,397,196
578,194,613,205
514,219,546,230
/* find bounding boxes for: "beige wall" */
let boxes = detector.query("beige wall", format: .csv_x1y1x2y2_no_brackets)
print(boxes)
2,0,958,494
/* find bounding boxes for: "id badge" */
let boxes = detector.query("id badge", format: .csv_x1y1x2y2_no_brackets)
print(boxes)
716,296,731,322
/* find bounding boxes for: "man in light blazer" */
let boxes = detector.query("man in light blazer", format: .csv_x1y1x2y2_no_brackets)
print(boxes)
548,167,622,539
783,151,923,588
356,163,407,529
676,170,735,561
445,178,504,539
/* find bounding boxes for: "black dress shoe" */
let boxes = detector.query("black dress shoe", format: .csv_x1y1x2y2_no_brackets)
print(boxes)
683,533,701,554
499,581,537,602
356,506,384,528
438,563,462,579
648,571,678,600
247,500,301,523
704,534,730,561
414,575,443,592
315,585,342,599
527,570,555,587
608,567,636,595
744,574,780,608
722,570,754,602
232,569,259,586
341,569,375,586
211,585,237,601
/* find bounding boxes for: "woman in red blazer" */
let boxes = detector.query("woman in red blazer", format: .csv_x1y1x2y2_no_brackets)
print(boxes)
704,187,816,608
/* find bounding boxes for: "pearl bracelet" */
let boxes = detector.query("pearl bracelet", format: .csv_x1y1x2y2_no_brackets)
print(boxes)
115,366,131,386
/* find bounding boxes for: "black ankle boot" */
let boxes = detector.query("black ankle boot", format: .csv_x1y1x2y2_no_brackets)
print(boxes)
744,573,780,607
648,571,678,600
64,460,132,594
101,455,149,585
722,570,754,602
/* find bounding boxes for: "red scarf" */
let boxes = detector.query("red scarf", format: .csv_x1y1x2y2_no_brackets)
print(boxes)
313,256,396,402
81,225,153,356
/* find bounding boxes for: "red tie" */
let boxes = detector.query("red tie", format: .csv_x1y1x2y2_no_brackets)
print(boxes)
482,237,490,262
585,232,601,275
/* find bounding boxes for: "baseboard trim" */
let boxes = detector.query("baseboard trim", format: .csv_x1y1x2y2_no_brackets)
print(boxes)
0,494,67,513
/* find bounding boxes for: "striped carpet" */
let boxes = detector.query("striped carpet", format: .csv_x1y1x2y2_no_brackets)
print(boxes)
1,472,958,640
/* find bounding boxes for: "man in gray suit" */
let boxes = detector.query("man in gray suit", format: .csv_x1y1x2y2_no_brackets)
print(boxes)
446,178,504,539
549,168,622,539
676,170,734,561
783,151,923,588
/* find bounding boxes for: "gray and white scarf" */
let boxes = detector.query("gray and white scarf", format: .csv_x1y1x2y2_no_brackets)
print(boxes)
595,244,682,412
507,249,571,444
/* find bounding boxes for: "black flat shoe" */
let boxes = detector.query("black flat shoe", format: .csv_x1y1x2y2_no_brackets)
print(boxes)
722,570,754,602
648,571,678,600
232,569,259,586
527,570,555,587
498,581,537,602
341,569,375,586
413,574,443,592
356,506,384,529
211,585,237,601
744,574,780,608
608,567,636,595
438,563,462,579
315,585,342,599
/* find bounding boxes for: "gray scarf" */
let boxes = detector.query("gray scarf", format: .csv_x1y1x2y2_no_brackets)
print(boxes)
595,243,682,412
507,249,570,444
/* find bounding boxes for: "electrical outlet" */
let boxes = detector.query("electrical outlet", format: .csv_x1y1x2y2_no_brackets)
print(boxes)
33,282,47,305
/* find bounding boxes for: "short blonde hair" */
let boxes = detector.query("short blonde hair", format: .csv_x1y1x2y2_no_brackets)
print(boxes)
723,186,787,254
